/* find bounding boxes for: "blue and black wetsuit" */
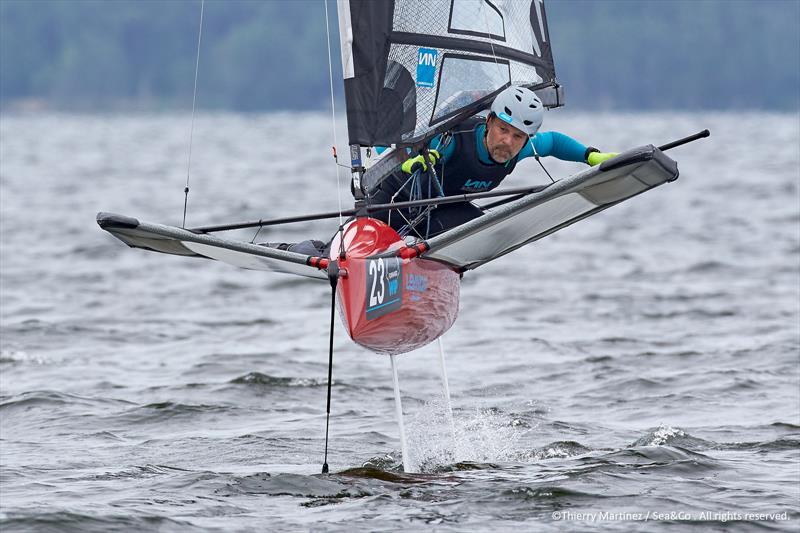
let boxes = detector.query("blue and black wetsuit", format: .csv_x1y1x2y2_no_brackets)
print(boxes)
370,116,589,238
277,116,590,255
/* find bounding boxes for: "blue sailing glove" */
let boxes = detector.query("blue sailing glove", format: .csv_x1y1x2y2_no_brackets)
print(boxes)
401,150,441,174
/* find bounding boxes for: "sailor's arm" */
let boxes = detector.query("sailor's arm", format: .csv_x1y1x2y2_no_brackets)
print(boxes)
520,131,617,165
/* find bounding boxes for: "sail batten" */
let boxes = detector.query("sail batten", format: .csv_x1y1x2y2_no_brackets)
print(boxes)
389,32,553,71
337,0,355,79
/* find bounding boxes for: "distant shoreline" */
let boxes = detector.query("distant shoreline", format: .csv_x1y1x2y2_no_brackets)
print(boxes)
2,97,797,114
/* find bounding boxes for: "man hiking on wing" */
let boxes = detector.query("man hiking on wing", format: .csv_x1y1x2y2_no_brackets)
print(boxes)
273,85,616,255
369,84,617,238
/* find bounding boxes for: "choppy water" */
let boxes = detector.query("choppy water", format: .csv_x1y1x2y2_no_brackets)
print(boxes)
1,111,798,532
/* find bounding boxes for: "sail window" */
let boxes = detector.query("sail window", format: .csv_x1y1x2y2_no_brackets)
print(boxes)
448,0,505,41
431,54,510,125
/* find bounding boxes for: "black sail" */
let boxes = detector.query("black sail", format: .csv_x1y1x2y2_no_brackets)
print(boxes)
338,0,562,148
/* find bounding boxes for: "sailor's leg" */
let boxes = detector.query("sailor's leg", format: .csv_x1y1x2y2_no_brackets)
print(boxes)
258,217,354,257
285,240,327,255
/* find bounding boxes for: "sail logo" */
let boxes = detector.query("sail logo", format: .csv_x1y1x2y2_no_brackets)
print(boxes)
387,269,400,296
416,48,437,88
418,51,436,66
463,179,493,191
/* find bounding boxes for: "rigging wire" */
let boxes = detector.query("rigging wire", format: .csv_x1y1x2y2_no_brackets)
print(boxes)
182,0,205,229
324,0,344,226
526,120,556,184
533,148,556,183
480,1,505,84
321,0,345,473
250,224,265,244
481,2,555,186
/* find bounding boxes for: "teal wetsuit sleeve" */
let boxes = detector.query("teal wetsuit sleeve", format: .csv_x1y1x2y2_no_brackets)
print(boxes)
518,131,588,163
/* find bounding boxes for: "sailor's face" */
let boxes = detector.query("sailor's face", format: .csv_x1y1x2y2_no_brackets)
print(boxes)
485,116,528,163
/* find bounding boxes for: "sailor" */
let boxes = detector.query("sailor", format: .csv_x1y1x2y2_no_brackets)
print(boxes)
370,84,617,237
274,85,617,255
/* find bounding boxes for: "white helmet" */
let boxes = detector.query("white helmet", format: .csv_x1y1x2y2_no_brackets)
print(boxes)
490,85,544,136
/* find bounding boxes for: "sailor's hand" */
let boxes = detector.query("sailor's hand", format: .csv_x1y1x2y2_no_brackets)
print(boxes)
401,150,441,174
587,151,618,166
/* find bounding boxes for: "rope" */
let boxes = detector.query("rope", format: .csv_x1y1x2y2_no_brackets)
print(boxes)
527,136,556,183
182,0,205,228
481,4,555,186
324,0,344,226
535,155,556,183
250,224,265,244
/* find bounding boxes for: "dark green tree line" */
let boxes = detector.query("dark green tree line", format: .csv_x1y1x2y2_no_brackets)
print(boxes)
1,0,797,111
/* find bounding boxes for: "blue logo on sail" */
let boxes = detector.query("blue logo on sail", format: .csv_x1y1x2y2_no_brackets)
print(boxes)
416,48,437,88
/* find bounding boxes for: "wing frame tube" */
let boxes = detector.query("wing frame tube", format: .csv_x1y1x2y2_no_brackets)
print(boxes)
423,145,678,270
97,212,328,275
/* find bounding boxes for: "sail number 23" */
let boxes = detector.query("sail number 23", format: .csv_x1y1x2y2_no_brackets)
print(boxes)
365,256,402,319
368,258,385,307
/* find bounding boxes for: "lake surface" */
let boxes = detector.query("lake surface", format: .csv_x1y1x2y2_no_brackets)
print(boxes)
1,111,798,531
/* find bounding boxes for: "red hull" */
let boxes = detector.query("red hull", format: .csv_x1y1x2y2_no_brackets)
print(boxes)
329,219,460,355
